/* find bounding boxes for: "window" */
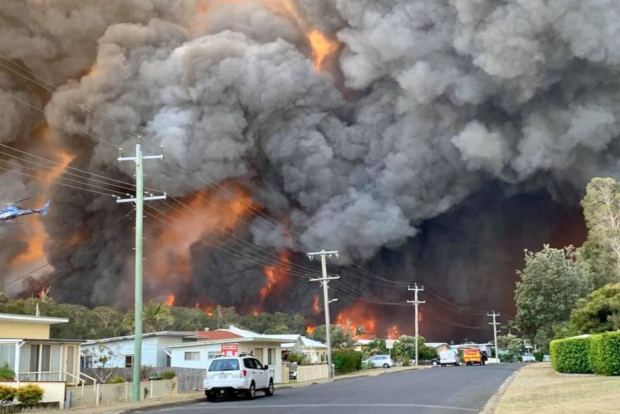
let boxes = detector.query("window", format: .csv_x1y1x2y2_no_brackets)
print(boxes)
0,344,15,371
207,352,220,359
209,359,239,371
268,348,275,365
253,358,264,370
125,355,133,368
244,359,254,369
184,352,200,361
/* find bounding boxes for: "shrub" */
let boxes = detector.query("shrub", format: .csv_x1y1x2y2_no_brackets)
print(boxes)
287,352,309,366
533,351,544,362
499,353,515,363
106,377,125,384
418,345,438,361
402,359,411,367
160,371,176,380
0,385,16,403
550,336,592,374
332,350,362,375
15,384,44,405
0,364,15,381
590,332,620,376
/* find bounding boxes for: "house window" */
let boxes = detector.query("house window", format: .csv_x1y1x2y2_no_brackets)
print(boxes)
18,344,62,381
125,355,133,368
81,355,93,369
268,348,276,365
0,344,15,371
184,352,200,361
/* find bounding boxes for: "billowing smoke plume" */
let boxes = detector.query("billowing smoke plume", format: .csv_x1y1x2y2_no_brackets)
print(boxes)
1,0,617,338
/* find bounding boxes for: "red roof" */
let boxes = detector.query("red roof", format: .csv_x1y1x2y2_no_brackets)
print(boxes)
196,330,242,341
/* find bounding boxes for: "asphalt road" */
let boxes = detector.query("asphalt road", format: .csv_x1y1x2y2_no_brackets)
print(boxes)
136,364,519,414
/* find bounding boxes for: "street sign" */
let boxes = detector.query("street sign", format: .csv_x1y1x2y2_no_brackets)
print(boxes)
386,340,395,349
221,344,239,356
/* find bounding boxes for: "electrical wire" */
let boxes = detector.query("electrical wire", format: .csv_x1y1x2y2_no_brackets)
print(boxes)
1,210,133,289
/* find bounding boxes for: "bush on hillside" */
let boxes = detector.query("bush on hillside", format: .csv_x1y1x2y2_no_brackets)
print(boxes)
332,350,362,375
0,364,15,381
15,385,44,405
0,385,16,403
550,337,592,374
160,371,176,380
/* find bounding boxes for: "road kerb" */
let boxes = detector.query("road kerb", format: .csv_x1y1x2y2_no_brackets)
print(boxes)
479,367,521,414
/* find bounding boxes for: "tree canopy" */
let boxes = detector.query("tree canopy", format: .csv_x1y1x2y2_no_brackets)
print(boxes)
569,283,620,334
515,245,593,349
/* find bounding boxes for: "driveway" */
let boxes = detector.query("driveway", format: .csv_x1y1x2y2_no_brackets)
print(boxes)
134,364,519,414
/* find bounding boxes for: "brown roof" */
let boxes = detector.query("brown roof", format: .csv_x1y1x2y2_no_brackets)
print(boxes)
196,330,243,341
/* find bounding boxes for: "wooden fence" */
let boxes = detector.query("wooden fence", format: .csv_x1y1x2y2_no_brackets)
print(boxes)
81,367,204,392
67,379,175,409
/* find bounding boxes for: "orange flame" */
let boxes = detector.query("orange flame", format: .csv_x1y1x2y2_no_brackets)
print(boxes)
418,311,423,323
259,250,291,303
306,326,316,335
336,301,377,338
166,295,175,306
10,149,74,267
307,30,339,72
313,294,320,314
387,325,400,339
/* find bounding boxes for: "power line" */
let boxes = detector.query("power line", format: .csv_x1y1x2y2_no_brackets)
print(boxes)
1,210,132,290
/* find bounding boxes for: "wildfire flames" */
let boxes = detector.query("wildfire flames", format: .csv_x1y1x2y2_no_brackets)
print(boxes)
387,325,400,339
258,250,292,307
306,326,316,335
166,295,175,306
198,0,341,73
313,294,320,314
336,301,377,338
10,143,74,268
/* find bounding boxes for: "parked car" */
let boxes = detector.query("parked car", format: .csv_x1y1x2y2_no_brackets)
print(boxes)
439,350,460,367
203,354,274,401
363,355,394,368
521,353,536,362
431,358,440,367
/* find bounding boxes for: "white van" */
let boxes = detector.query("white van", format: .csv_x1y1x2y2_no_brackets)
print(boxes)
439,350,460,367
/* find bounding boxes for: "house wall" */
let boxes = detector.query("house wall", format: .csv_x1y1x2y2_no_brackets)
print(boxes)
81,337,164,369
303,348,327,364
170,342,283,383
0,321,50,339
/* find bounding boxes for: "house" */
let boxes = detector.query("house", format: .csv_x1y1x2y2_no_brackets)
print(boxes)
451,343,493,354
166,326,292,383
0,312,83,383
80,331,197,369
270,335,328,364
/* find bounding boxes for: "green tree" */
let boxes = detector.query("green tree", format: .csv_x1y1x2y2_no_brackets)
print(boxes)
397,335,426,360
515,245,593,349
581,177,620,287
170,307,213,332
310,324,356,349
143,301,174,333
92,306,125,337
569,283,620,334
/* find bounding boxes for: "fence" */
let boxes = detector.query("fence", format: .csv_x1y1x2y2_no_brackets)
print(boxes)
296,365,329,382
0,381,66,409
67,379,176,409
81,367,204,392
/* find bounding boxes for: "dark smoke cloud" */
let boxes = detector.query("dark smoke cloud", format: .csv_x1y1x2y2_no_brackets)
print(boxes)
0,0,618,335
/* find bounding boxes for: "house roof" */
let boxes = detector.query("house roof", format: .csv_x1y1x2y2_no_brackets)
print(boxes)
300,337,327,348
196,331,243,340
165,336,291,349
0,313,69,325
0,338,83,344
82,331,196,345
426,342,450,348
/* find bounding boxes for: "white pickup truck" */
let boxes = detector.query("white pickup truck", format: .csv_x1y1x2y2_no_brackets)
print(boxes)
439,350,460,367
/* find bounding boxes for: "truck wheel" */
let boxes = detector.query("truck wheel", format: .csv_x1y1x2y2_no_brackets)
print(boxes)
206,392,216,402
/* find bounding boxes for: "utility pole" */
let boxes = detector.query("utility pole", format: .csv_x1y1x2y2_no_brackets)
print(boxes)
117,144,166,402
307,250,339,378
407,283,425,367
488,311,501,362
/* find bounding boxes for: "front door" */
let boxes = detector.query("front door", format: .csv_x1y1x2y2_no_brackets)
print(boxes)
65,346,75,382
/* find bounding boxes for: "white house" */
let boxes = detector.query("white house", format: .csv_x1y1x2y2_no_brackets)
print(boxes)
166,326,292,383
80,331,197,369
271,335,328,364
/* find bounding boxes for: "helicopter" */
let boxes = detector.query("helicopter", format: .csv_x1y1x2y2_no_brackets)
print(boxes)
0,198,50,223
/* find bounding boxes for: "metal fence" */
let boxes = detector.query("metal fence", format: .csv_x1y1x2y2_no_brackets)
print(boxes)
67,379,176,409
81,367,204,392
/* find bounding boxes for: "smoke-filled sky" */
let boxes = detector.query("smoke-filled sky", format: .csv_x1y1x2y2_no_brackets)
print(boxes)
0,0,617,339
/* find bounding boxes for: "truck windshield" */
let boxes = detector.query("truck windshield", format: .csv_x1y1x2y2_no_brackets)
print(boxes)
209,359,240,371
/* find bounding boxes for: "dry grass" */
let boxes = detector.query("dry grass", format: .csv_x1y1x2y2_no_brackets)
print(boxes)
496,363,620,414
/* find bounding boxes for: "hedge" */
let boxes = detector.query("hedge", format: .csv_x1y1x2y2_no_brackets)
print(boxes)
550,336,592,373
0,385,16,403
590,332,620,376
332,350,362,375
14,384,44,405
551,332,620,376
